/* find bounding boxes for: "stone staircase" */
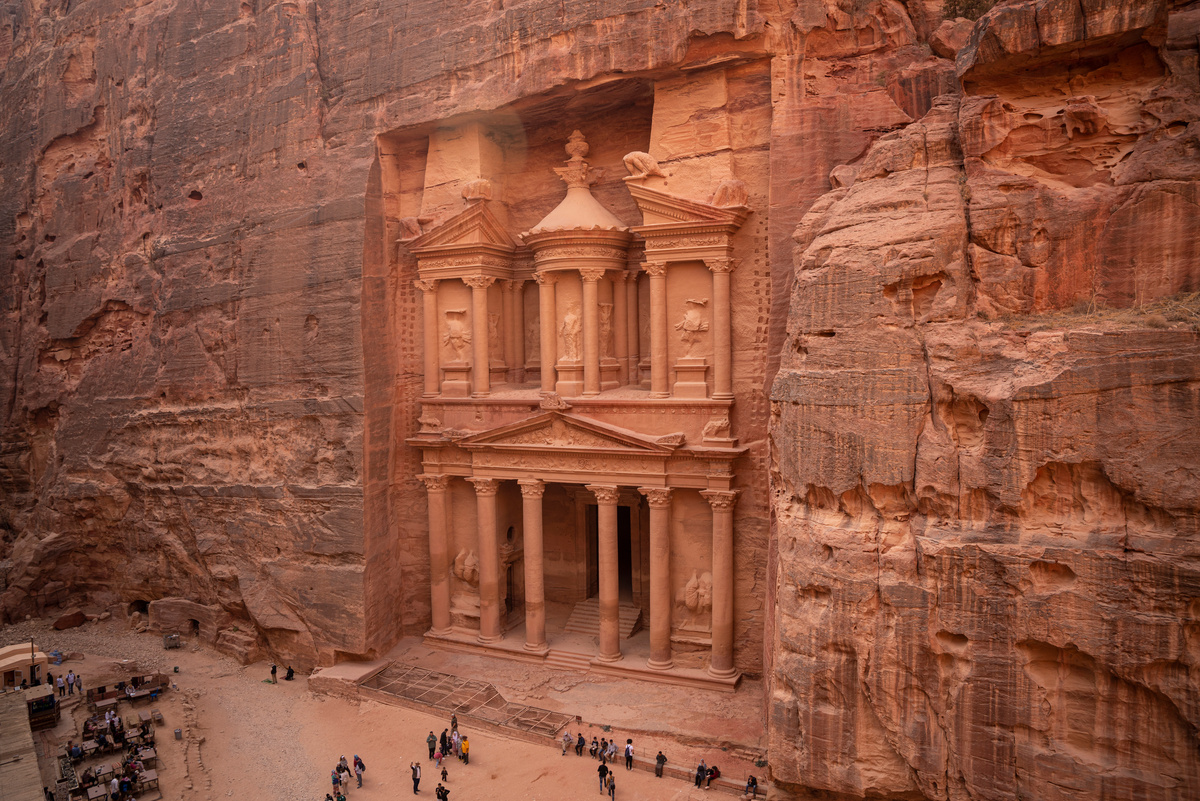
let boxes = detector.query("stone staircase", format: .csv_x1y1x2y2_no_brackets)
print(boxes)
543,649,592,671
562,597,643,639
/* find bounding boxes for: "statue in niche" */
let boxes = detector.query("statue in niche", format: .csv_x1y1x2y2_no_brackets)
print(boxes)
676,570,713,631
675,298,709,357
461,177,493,201
711,179,749,208
560,302,582,361
622,151,665,181
488,312,502,361
443,309,471,363
599,303,614,358
453,549,480,587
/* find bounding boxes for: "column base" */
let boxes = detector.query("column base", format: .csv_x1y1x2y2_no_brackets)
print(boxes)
649,391,669,399
523,642,549,654
707,664,738,679
646,657,675,671
477,634,504,644
711,392,734,401
595,652,624,664
471,391,492,399
428,626,454,638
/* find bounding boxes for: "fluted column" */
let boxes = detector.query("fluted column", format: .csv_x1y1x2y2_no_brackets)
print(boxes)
702,489,739,677
611,272,629,385
645,261,668,397
587,484,621,661
580,268,604,396
469,477,502,643
419,474,452,634
416,279,441,397
625,271,640,385
464,275,495,397
709,259,736,400
518,479,547,651
536,271,557,393
639,487,673,669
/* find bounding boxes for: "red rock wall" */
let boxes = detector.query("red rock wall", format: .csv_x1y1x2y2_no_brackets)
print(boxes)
769,1,1200,798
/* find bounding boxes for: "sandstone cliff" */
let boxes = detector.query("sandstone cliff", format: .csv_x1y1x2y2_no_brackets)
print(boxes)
770,1,1200,798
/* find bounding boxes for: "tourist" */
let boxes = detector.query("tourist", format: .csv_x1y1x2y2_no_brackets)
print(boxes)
75,674,82,693
562,731,571,755
67,670,76,694
427,730,438,759
440,765,448,783
411,761,422,793
450,713,458,732
270,663,277,684
354,755,366,788
440,728,449,755
606,772,616,799
575,732,585,756
435,748,443,766
589,737,599,759
706,764,721,789
109,777,119,797
325,795,335,801
338,758,354,792
460,736,469,765
285,665,294,681
654,751,667,777
606,739,617,763
56,674,65,697
331,768,342,796
335,793,347,801
436,783,449,801
451,729,461,759
744,775,759,799
694,761,707,788
598,761,610,791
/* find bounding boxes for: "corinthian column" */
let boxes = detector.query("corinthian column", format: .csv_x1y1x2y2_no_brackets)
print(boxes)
419,474,452,634
415,279,441,397
587,484,621,661
535,271,557,393
469,477,502,643
639,487,673,669
464,275,495,397
701,489,739,677
645,261,668,397
709,259,736,400
518,479,547,651
580,268,604,397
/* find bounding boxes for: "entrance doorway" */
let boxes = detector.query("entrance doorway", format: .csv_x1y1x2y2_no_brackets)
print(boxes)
585,505,634,602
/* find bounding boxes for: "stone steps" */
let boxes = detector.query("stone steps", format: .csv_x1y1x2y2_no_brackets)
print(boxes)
544,650,592,671
563,597,642,639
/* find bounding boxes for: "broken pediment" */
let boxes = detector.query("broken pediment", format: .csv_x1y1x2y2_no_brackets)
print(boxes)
457,412,677,454
626,182,750,228
407,200,521,276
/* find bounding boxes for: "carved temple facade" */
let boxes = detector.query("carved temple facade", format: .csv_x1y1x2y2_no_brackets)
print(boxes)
384,67,773,688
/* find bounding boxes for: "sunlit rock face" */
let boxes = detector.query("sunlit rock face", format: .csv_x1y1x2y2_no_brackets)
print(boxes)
769,1,1200,798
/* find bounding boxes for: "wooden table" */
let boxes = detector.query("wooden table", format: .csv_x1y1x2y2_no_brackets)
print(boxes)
85,785,107,800
81,740,98,755
139,747,157,768
94,763,112,780
137,710,151,725
95,698,117,711
138,769,159,790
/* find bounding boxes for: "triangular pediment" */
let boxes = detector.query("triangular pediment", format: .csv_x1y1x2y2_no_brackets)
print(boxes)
627,183,749,228
458,412,676,454
408,201,518,253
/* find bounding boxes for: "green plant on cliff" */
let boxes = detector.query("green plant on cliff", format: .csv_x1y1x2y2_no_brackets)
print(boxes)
943,0,998,21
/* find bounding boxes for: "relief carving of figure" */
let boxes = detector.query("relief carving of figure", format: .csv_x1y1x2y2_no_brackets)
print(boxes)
676,570,713,631
488,312,502,361
452,548,480,587
674,298,709,357
599,303,614,358
710,178,748,207
443,309,471,363
560,302,582,361
702,416,730,440
622,151,665,181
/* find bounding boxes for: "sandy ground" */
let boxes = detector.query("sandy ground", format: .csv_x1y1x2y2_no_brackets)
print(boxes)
1,619,765,801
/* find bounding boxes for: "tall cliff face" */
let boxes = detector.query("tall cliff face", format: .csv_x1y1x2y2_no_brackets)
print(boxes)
769,1,1200,798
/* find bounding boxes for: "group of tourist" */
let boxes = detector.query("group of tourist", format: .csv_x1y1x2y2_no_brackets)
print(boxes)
70,736,154,801
326,754,366,799
47,669,82,697
427,716,470,768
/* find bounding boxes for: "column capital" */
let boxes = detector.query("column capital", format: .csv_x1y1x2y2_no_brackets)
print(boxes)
517,479,545,498
534,270,557,286
418,474,450,492
414,278,440,293
579,267,607,283
610,270,630,285
463,274,496,290
586,484,620,505
701,489,740,511
638,487,673,507
503,278,526,293
468,477,501,496
643,261,668,277
707,258,737,274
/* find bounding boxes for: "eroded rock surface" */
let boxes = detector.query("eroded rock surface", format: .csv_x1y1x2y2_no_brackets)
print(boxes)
770,1,1200,798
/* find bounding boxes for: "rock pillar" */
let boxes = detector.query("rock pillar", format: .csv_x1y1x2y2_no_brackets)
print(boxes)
588,484,622,661
469,477,502,642
645,262,668,397
518,479,547,651
581,268,604,396
536,272,557,393
416,279,441,397
464,275,495,397
640,487,673,669
612,272,629,385
702,489,739,677
709,259,735,400
419,474,452,634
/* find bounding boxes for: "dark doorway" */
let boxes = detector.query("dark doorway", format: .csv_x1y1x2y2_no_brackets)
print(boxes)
585,505,634,601
188,619,200,636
